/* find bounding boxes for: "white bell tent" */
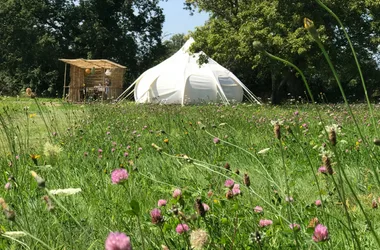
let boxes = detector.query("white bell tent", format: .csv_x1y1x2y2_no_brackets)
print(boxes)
117,38,260,105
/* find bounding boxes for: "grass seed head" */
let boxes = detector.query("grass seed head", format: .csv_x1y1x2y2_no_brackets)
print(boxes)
273,123,281,140
224,162,230,171
328,129,337,146
244,173,251,187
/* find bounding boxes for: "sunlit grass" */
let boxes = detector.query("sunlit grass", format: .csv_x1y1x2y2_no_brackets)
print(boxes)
1,100,380,249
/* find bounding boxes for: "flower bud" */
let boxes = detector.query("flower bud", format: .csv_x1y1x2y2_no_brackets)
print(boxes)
372,199,378,209
30,171,45,188
304,18,320,41
252,41,264,51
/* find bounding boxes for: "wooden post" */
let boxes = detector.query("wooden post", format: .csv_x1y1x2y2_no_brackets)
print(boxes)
63,63,67,99
102,67,105,103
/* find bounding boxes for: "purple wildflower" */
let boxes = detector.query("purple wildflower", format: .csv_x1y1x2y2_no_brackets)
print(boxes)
173,189,182,198
98,149,103,154
312,224,329,242
4,182,11,190
124,152,129,157
202,203,210,211
318,166,328,174
150,208,163,224
105,232,132,250
232,184,241,196
254,206,263,213
315,200,322,207
224,179,234,188
111,169,129,184
176,224,190,234
213,137,220,144
157,199,167,207
290,223,301,231
259,219,273,227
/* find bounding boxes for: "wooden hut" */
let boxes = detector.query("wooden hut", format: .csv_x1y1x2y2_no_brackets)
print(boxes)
59,59,126,102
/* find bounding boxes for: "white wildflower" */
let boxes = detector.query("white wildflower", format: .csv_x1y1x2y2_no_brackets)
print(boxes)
190,229,209,250
324,124,342,134
43,142,62,157
2,231,27,238
339,140,348,144
258,148,270,154
319,147,334,158
49,188,82,196
270,120,284,126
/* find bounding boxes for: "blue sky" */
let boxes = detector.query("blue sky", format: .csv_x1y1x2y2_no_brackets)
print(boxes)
159,1,209,38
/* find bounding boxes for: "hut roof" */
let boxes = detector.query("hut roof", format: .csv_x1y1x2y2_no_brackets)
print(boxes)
59,59,126,69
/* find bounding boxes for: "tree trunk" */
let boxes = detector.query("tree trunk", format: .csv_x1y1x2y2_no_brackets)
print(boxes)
271,65,280,105
271,69,292,105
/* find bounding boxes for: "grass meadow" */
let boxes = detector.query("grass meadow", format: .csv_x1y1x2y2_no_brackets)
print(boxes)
1,96,380,249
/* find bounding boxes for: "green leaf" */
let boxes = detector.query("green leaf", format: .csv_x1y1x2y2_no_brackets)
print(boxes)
130,200,140,215
125,210,136,216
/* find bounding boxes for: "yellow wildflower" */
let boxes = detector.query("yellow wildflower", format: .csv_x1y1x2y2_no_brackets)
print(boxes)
30,154,40,160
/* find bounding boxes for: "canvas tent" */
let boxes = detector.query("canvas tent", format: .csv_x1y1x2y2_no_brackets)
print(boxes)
117,38,260,105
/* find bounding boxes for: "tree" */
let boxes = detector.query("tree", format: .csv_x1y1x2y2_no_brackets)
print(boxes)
185,0,380,103
0,0,73,95
163,33,187,56
0,0,166,96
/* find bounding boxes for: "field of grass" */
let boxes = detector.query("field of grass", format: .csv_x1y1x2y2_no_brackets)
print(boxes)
1,98,380,249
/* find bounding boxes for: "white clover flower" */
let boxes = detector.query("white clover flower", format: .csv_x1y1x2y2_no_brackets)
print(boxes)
258,148,270,154
49,188,82,196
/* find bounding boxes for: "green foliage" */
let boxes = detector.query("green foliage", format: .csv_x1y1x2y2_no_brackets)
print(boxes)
0,0,166,96
185,0,380,103
163,34,187,57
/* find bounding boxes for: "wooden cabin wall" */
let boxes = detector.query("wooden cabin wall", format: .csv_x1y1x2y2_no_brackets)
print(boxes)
84,69,104,87
68,65,84,102
67,66,125,101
